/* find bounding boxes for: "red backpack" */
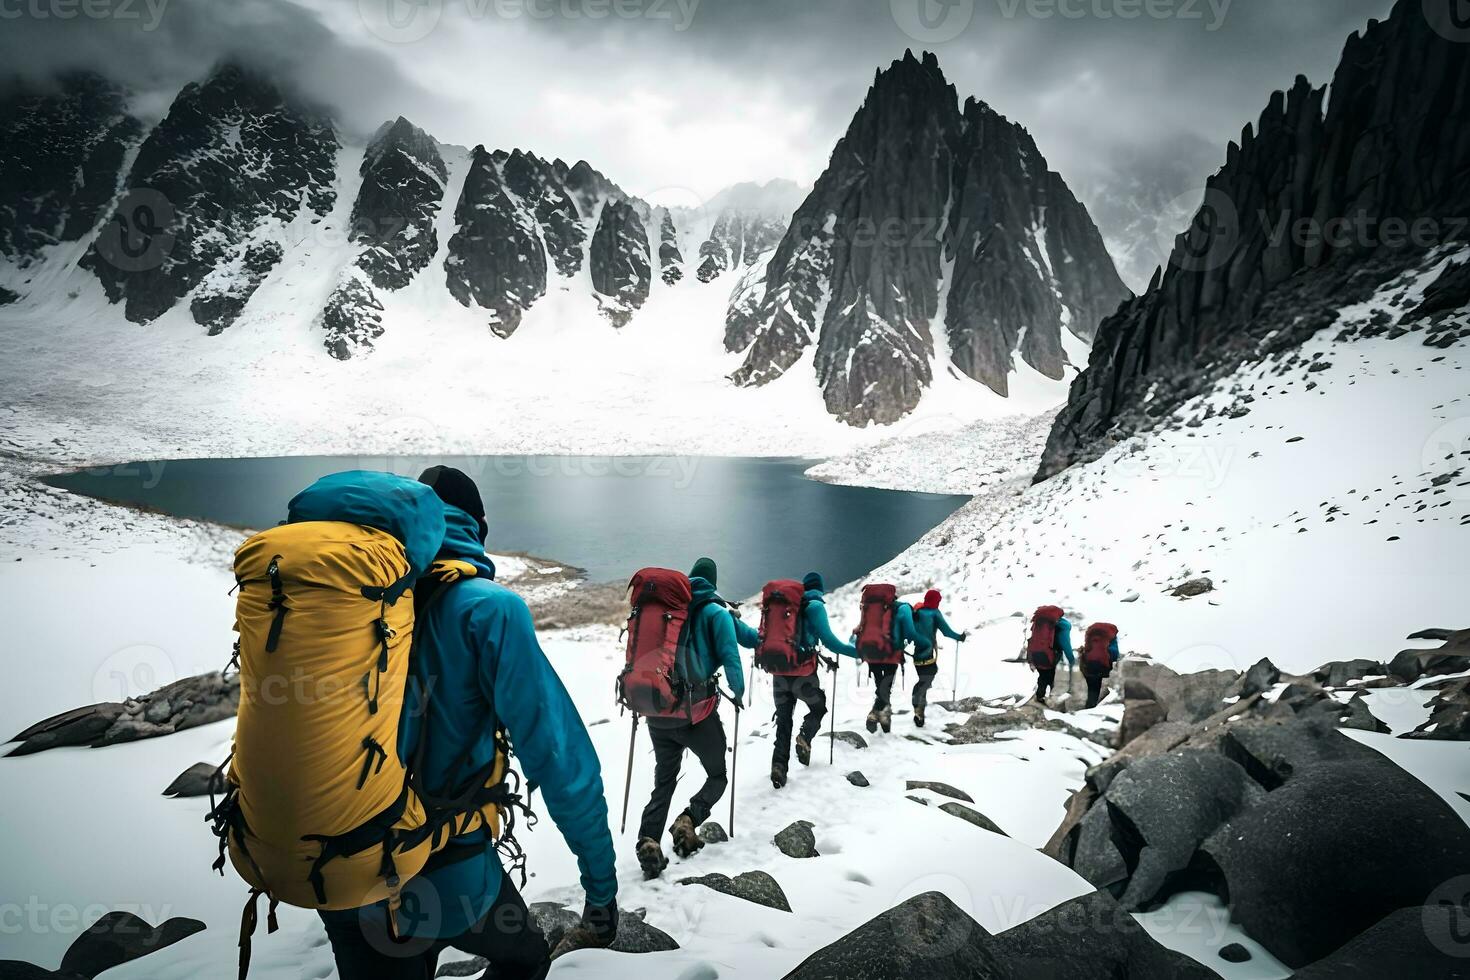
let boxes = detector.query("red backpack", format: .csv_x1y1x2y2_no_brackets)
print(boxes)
754,579,812,676
857,583,902,665
617,568,716,720
1082,623,1119,673
1028,605,1066,669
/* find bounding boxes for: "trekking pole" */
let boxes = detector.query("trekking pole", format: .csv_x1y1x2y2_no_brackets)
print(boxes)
952,636,961,702
829,656,838,765
619,713,640,835
726,693,740,838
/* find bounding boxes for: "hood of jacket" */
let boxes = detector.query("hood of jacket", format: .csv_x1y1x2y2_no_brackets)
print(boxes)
437,504,497,580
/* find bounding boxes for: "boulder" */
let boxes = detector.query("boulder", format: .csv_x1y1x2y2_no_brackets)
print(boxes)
530,903,678,955
825,731,868,750
1239,657,1281,698
697,821,729,844
906,781,973,802
1218,943,1251,963
6,703,123,756
679,871,791,912
846,771,870,787
1199,753,1470,967
1070,800,1128,894
1387,628,1470,682
774,821,819,859
1117,699,1166,747
1170,577,1215,598
163,762,222,798
987,890,1218,979
1103,751,1264,910
1293,905,1470,978
1218,715,1371,790
781,891,1006,980
1119,660,1241,723
937,802,1006,835
1313,659,1386,688
8,673,239,756
1404,677,1470,740
59,911,205,978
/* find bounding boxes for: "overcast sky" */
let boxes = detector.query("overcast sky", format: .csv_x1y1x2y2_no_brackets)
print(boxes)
0,0,1398,204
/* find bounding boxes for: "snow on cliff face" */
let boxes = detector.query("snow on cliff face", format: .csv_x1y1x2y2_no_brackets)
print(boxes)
819,250,1468,679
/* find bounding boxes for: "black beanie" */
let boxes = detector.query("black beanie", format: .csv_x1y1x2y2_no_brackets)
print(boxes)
419,465,488,543
689,557,718,587
802,571,824,593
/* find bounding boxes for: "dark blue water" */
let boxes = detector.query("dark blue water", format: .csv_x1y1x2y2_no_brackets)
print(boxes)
46,457,967,597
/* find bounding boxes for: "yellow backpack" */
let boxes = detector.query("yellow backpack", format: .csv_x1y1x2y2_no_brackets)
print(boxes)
207,474,521,977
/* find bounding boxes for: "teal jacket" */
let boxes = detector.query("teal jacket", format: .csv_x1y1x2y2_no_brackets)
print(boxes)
326,505,618,940
894,603,934,661
729,609,760,651
912,607,963,661
801,590,860,659
1056,616,1077,667
685,576,746,700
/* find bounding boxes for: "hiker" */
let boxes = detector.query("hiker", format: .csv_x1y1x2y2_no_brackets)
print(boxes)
316,466,619,979
910,589,967,727
1026,604,1075,706
854,584,930,733
1079,622,1121,709
692,555,760,651
631,559,746,880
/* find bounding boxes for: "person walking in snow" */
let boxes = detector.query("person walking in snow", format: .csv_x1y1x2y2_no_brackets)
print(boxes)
1079,622,1121,709
633,557,747,880
769,571,859,788
1026,604,1075,706
860,591,930,733
317,466,619,979
909,589,967,727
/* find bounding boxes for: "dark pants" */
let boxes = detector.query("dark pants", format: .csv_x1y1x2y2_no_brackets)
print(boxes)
1036,667,1057,700
1084,671,1107,708
912,662,939,708
638,713,727,841
319,863,549,980
869,663,897,712
772,673,826,767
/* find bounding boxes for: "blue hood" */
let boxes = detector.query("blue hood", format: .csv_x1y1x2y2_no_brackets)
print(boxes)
438,505,496,580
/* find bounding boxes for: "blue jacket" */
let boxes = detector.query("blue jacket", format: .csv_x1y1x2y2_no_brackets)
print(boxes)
330,505,617,939
800,590,859,659
893,603,932,661
1056,616,1077,667
729,609,760,651
911,606,962,661
684,576,746,700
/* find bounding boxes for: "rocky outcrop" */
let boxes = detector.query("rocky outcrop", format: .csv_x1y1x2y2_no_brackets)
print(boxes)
1,911,205,979
906,780,972,802
1039,0,1470,479
7,671,238,755
589,199,651,327
1293,905,1470,978
678,870,790,912
732,51,1125,426
782,892,1005,980
938,802,1006,835
81,63,337,332
500,149,586,278
657,210,683,285
321,269,385,360
0,72,142,262
445,145,547,338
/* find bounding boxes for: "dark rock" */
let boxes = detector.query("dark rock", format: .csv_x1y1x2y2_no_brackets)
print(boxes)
1405,677,1470,741
987,890,1219,979
905,780,973,802
1407,628,1455,641
8,672,238,756
1240,657,1281,697
825,731,868,750
1037,2,1470,480
1117,699,1166,747
1293,905,1470,978
678,871,791,912
59,911,205,978
846,771,870,787
1119,660,1241,723
773,820,819,859
1199,751,1470,967
1170,577,1215,598
0,962,84,979
946,701,1111,747
1218,942,1251,963
657,210,683,285
781,891,1005,979
733,52,1125,426
1313,658,1386,688
1403,259,1470,323
501,149,587,279
1217,715,1371,790
1388,628,1470,682
438,903,676,973
937,802,1006,835
696,821,729,844
81,64,336,329
163,762,223,798
445,146,547,337
321,271,385,360
589,199,651,327
1070,798,1128,893
1103,751,1264,910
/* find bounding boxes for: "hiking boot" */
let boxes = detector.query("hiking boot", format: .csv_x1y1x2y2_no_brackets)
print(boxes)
636,837,668,880
879,707,893,734
914,706,926,728
771,761,788,789
795,734,812,766
670,813,704,859
865,710,879,734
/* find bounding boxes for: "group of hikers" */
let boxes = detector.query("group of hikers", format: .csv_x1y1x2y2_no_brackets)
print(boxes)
213,467,1123,980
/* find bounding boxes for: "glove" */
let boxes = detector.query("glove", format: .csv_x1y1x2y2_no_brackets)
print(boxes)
961,631,970,642
550,899,618,959
820,654,838,672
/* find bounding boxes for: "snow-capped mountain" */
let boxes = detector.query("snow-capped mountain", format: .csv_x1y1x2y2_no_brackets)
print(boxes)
727,52,1131,426
1039,0,1470,481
